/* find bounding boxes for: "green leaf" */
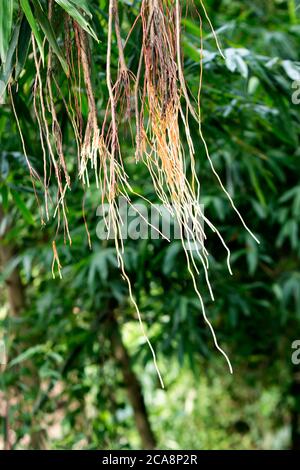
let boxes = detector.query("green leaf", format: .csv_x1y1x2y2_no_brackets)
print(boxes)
9,344,46,368
0,21,21,101
0,0,14,63
11,189,35,225
246,160,266,207
163,242,182,275
288,0,298,25
0,185,9,210
20,0,44,64
182,39,200,62
0,15,31,99
15,16,32,79
33,1,69,76
88,248,117,284
72,0,92,18
54,0,98,42
224,48,249,79
0,256,22,284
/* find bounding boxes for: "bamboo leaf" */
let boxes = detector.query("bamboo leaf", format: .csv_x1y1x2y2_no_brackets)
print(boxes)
54,0,98,42
20,0,44,64
0,0,14,64
33,0,69,76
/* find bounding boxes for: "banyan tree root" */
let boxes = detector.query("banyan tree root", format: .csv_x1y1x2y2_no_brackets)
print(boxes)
11,0,260,383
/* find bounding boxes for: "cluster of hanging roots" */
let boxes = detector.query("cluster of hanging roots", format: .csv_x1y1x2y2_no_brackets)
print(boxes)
12,0,260,386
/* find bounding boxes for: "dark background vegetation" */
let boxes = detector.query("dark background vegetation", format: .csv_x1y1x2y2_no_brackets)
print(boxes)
1,0,300,449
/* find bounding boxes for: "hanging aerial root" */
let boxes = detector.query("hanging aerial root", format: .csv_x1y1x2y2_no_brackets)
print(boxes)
10,0,261,381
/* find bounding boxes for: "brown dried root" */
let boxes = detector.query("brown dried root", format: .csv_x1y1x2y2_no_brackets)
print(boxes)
105,0,165,387
10,0,260,381
74,24,100,187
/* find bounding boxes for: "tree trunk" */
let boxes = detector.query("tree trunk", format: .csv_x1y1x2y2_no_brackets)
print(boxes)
110,314,157,449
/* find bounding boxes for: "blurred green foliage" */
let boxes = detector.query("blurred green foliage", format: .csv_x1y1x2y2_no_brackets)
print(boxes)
0,0,300,450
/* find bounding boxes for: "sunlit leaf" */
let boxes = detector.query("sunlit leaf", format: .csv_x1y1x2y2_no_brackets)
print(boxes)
15,16,32,79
